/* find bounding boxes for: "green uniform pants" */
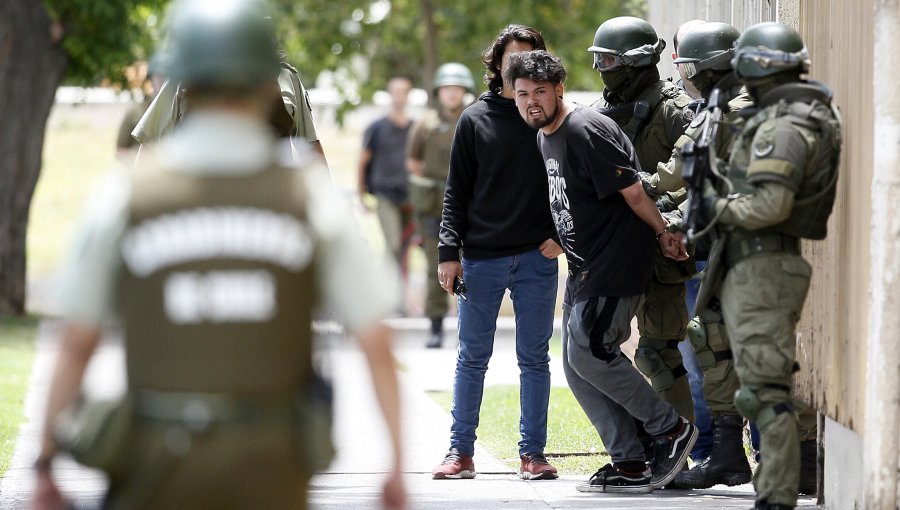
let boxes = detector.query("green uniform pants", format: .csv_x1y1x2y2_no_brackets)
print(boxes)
417,212,449,319
692,306,741,417
636,272,694,422
720,252,811,508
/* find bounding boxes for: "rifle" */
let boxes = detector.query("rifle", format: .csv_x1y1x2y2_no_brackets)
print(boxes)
680,75,741,313
681,86,727,245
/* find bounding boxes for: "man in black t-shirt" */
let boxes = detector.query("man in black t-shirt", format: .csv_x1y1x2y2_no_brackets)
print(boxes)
506,50,697,494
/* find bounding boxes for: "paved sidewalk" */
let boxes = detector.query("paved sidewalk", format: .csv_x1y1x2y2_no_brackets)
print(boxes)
0,318,821,509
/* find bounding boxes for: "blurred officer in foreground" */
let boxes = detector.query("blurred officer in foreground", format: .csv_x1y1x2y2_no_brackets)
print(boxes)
695,22,841,509
32,1,406,509
406,63,475,348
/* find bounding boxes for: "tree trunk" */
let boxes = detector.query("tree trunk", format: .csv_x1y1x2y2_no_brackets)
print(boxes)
0,1,67,316
419,0,437,93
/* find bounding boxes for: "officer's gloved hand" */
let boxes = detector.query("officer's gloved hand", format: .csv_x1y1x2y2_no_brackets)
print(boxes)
638,172,660,199
657,193,678,212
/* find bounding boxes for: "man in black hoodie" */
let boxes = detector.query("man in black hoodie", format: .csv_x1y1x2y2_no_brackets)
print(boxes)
432,24,562,481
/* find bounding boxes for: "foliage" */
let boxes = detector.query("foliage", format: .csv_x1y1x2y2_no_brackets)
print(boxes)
43,0,168,87
42,0,639,98
0,316,38,477
430,385,610,475
273,0,629,103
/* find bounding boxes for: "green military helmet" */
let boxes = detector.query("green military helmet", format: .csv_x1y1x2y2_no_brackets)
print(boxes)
731,22,809,80
433,63,475,93
156,0,281,89
673,22,741,79
587,16,665,71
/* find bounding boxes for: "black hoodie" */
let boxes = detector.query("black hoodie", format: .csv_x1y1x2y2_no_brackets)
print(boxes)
438,92,557,262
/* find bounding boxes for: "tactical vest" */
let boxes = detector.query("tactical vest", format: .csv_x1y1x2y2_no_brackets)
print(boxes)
120,160,318,395
596,80,691,173
725,82,842,240
418,108,459,181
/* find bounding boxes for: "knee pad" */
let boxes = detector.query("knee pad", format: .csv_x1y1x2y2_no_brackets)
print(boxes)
634,347,674,391
687,317,716,370
734,386,794,430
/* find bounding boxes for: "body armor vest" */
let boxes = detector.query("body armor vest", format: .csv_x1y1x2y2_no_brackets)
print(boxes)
725,82,842,240
120,160,317,394
596,80,690,173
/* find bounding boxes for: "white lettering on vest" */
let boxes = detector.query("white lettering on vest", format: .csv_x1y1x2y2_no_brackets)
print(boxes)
122,207,313,276
164,270,277,324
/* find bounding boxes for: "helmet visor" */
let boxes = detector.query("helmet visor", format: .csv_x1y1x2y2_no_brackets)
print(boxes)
592,52,625,72
590,39,665,71
732,46,810,78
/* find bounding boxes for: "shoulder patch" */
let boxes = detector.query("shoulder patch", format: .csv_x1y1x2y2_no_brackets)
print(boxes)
682,106,695,122
752,122,778,158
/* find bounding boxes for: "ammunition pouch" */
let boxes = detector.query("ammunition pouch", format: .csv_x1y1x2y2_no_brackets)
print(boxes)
54,395,137,480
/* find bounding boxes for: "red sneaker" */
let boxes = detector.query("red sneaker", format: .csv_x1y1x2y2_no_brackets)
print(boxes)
519,452,559,480
432,448,476,479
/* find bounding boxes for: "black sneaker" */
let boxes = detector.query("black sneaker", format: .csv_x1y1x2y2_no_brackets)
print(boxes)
576,464,653,493
650,417,699,489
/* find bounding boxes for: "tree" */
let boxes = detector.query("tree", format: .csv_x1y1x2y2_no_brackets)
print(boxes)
0,0,163,315
0,0,644,315
275,0,636,107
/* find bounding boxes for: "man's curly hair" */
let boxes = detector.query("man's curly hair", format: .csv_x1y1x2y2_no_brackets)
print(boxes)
503,50,567,88
482,24,546,94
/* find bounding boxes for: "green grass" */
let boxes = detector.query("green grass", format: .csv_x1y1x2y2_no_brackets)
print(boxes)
430,385,609,475
0,316,39,477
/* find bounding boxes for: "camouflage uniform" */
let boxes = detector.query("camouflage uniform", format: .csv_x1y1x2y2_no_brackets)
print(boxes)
704,80,841,507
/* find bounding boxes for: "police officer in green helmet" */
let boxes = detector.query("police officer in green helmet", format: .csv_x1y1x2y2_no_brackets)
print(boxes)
697,21,842,510
406,62,474,349
644,21,756,490
588,18,696,482
32,1,407,509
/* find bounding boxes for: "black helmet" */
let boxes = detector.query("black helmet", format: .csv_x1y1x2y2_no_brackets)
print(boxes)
673,22,740,79
731,22,809,81
156,0,281,89
587,16,665,71
433,63,475,93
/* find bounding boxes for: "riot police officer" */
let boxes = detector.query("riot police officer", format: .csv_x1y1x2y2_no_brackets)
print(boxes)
406,63,475,348
32,1,406,509
699,22,842,510
645,21,756,490
587,16,696,460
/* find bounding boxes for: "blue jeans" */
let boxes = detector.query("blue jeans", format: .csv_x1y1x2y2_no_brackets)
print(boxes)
450,248,558,456
684,260,713,459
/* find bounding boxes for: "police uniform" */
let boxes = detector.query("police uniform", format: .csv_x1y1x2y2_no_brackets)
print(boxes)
705,80,841,507
131,62,320,146
55,112,397,509
595,78,696,421
406,107,460,321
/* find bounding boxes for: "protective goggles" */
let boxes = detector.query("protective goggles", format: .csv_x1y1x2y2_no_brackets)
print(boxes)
675,49,735,79
588,39,665,72
731,46,810,79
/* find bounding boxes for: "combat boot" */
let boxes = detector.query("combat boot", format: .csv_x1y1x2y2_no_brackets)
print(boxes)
673,414,751,489
798,439,818,495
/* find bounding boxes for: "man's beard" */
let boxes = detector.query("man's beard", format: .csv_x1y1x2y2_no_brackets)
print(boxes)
525,100,559,129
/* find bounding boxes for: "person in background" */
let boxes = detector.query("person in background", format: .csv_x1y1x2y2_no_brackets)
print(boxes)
358,76,414,280
406,63,475,348
115,61,165,164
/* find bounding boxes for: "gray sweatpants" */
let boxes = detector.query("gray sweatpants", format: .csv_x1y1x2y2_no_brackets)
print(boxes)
562,294,680,463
